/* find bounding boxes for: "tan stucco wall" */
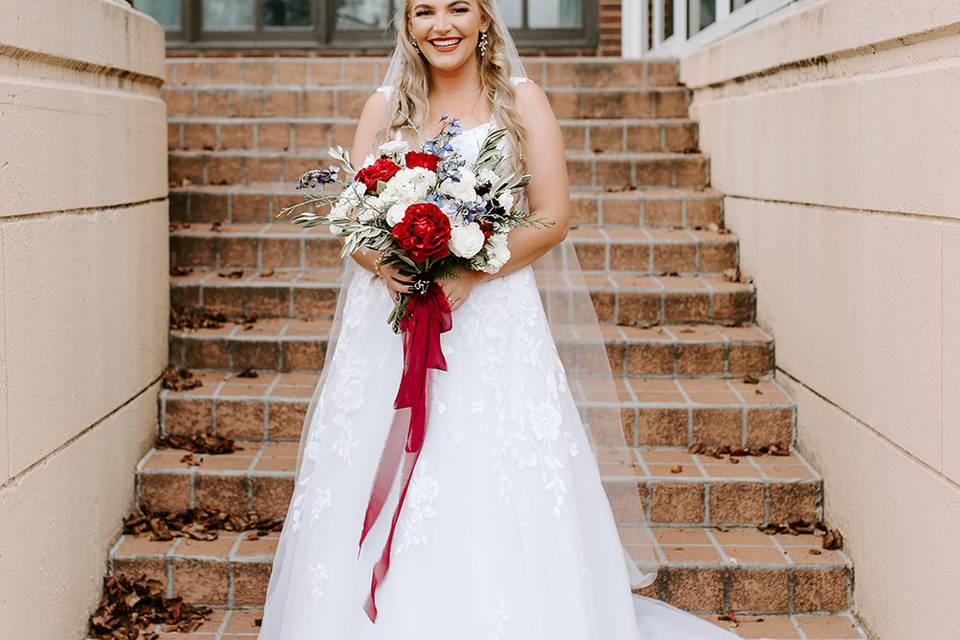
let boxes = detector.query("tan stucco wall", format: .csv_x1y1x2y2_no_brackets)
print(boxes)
681,1,960,638
0,0,168,636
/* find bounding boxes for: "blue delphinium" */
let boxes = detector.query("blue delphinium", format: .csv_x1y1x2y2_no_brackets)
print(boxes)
297,166,340,190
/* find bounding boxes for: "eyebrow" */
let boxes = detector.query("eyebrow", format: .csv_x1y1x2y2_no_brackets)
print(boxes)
412,0,470,10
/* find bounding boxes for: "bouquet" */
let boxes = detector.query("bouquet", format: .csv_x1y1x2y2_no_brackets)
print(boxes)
277,114,552,332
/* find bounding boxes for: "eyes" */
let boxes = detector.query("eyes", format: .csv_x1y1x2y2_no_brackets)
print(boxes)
413,7,470,17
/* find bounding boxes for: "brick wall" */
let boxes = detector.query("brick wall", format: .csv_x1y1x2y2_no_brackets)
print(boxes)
600,0,623,56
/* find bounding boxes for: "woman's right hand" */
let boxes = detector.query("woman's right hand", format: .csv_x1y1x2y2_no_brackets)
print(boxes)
377,260,415,301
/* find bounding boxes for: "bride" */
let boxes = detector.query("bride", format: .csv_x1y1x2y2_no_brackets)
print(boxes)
258,0,741,638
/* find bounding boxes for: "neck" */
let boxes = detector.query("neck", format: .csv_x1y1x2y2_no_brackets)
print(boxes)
428,57,482,97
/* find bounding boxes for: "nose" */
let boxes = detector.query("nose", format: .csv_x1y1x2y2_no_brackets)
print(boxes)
430,13,452,33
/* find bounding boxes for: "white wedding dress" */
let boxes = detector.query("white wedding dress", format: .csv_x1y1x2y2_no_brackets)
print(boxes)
257,107,739,639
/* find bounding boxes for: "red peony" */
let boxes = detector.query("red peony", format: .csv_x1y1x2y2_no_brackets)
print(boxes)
404,151,441,172
354,156,401,193
391,203,451,263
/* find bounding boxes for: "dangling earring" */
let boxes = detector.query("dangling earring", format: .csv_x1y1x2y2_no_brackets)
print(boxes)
478,30,488,57
410,38,420,51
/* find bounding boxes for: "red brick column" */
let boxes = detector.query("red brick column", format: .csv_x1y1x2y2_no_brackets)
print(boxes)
599,0,623,56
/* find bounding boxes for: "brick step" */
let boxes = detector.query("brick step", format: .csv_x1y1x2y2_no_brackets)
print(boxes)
159,372,790,448
168,116,698,154
165,56,681,89
171,269,753,329
163,85,691,120
109,525,848,614
169,223,738,276
89,605,868,639
168,148,708,188
168,279,759,368
171,183,724,230
134,443,817,526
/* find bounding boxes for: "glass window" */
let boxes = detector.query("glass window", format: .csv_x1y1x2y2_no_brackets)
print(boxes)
336,0,392,30
528,0,581,28
138,0,182,29
687,0,715,35
204,0,256,29
263,0,313,26
663,0,673,39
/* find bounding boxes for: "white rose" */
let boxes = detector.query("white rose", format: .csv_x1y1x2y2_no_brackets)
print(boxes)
449,222,485,258
380,167,436,206
386,203,408,227
378,138,408,156
330,183,363,219
497,191,515,212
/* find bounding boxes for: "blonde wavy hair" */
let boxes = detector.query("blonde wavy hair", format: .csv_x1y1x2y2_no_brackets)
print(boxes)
374,0,528,171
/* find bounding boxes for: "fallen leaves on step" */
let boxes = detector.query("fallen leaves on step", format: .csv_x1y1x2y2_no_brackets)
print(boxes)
670,464,683,474
718,611,739,627
218,269,244,278
88,573,211,639
124,507,285,542
604,183,638,192
170,264,194,277
722,267,754,284
161,367,203,392
169,306,258,330
758,519,844,550
687,441,791,459
237,367,259,378
156,431,241,455
259,268,276,278
211,221,223,232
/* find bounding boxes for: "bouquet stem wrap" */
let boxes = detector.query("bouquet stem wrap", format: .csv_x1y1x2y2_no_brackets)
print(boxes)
358,281,453,622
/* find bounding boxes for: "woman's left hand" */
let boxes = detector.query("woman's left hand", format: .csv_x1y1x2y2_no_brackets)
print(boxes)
437,266,486,312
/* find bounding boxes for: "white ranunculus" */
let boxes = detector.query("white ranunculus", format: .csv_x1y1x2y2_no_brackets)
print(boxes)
386,203,408,227
497,191,515,212
449,222,485,258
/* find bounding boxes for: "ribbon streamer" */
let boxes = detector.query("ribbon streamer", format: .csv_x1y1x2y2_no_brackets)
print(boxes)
358,281,453,622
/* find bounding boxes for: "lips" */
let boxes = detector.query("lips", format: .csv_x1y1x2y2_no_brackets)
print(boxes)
429,37,462,52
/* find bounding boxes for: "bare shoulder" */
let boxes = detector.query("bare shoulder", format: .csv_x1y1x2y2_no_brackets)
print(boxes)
359,88,390,125
512,80,555,128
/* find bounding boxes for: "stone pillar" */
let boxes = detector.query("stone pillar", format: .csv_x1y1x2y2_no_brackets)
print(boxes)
0,0,167,636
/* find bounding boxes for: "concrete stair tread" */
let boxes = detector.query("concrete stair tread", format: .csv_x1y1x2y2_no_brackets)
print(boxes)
88,607,868,639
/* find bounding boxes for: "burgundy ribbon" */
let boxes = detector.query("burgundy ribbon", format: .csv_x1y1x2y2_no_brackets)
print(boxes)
358,281,453,623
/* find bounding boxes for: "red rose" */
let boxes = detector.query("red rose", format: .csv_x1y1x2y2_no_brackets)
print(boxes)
391,203,451,263
404,151,441,172
354,156,401,193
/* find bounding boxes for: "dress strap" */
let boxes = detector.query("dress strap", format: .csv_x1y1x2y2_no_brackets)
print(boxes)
510,76,532,86
375,85,394,99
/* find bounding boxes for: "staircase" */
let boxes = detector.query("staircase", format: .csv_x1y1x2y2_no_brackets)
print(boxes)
103,57,868,638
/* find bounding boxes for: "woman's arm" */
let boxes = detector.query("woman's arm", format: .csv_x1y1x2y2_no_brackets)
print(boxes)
343,91,389,275
479,80,572,282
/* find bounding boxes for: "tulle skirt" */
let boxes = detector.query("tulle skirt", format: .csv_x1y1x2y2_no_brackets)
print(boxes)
257,263,737,639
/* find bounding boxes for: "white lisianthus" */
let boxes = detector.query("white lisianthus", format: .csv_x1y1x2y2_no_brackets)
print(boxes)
380,167,436,206
449,222,485,258
386,203,408,227
440,168,480,203
330,182,364,219
478,168,499,186
477,233,511,273
497,191,515,212
357,195,382,223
